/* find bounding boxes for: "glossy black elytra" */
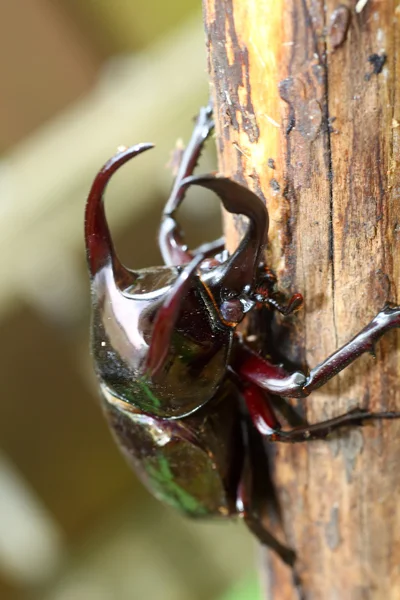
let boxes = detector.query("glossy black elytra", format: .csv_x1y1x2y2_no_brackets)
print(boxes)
85,103,400,574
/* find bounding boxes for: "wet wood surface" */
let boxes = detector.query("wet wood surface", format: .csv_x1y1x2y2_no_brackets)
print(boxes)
203,1,400,598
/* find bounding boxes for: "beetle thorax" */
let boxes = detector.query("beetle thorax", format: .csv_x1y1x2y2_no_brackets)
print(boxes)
91,265,233,418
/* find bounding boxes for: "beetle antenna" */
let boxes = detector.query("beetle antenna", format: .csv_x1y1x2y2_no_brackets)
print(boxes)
85,143,153,278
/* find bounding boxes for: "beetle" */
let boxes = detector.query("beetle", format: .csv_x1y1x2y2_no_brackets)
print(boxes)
85,103,400,571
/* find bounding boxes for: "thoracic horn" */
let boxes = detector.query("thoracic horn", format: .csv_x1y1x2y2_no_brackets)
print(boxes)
84,143,154,280
179,175,269,294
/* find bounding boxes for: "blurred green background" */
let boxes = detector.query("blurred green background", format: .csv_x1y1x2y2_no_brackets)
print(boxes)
0,1,261,599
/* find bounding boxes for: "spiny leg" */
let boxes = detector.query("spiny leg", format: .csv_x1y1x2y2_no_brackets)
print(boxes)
241,382,400,443
237,415,304,597
236,304,400,398
252,268,303,316
159,102,217,266
237,432,294,564
237,467,296,566
303,304,400,395
145,254,204,377
259,294,303,316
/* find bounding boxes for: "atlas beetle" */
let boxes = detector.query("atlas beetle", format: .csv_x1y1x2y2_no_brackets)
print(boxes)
85,103,400,570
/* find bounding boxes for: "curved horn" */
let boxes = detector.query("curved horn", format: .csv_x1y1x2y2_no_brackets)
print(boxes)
179,175,268,293
85,143,154,278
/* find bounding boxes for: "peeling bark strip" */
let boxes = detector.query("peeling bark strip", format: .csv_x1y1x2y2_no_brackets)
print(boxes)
203,1,400,599
205,0,260,144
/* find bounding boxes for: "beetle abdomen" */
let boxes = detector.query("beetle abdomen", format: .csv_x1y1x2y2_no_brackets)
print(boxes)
101,383,242,518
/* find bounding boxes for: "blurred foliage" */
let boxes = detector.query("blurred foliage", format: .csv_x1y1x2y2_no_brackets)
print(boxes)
59,0,200,56
219,575,262,600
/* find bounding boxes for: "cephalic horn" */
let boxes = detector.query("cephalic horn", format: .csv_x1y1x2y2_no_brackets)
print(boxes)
84,143,154,279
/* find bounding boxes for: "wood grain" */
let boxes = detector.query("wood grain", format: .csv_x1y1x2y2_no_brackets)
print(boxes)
203,1,400,598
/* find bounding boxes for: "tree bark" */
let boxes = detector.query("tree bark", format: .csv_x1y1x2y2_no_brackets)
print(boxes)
203,1,400,598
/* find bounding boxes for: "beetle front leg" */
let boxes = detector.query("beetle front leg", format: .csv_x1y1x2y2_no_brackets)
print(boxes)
302,304,400,395
234,343,308,397
236,304,400,398
159,102,216,266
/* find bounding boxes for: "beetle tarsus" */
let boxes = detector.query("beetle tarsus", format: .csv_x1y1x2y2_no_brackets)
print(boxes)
256,292,303,315
302,303,400,395
258,406,400,443
243,511,297,565
236,304,400,399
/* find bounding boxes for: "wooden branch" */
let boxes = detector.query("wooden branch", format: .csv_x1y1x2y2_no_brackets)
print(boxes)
203,1,400,597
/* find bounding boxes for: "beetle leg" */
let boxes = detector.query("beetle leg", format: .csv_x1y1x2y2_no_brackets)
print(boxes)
237,415,304,597
229,368,307,427
234,343,308,397
159,102,216,266
252,268,303,315
237,460,296,566
301,303,400,395
236,304,400,398
145,254,204,377
257,293,303,316
242,383,400,443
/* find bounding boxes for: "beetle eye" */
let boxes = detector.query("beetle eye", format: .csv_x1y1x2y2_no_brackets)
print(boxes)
220,298,244,324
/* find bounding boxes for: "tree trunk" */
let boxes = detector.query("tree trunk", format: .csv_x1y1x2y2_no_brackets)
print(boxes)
202,1,400,598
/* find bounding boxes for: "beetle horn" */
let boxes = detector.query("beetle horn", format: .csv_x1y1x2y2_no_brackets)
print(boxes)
85,143,154,279
179,175,268,293
145,253,205,377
